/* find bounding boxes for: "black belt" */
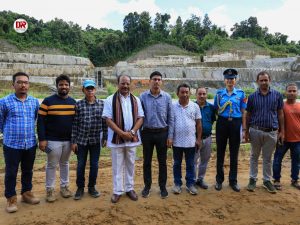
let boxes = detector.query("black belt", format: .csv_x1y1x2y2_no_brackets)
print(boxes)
218,116,241,121
250,125,278,132
202,135,211,139
143,127,168,133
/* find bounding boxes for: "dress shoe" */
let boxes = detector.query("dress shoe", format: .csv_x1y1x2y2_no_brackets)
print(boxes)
160,187,168,199
215,182,222,191
230,183,240,192
88,187,101,198
126,190,138,201
74,188,84,200
111,194,121,203
141,186,150,198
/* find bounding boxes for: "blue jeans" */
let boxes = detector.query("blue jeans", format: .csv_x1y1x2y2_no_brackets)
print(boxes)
3,145,37,198
273,141,300,181
173,146,195,187
76,143,101,188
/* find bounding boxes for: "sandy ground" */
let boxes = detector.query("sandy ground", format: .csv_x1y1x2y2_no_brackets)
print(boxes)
0,151,299,225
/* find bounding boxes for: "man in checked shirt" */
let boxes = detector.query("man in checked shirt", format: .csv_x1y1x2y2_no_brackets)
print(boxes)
0,72,40,213
71,80,107,200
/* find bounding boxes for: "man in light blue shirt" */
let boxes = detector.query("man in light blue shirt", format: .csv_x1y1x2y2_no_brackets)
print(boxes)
0,72,40,213
140,71,174,199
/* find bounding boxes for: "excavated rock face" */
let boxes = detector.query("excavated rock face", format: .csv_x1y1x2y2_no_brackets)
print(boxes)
0,52,95,85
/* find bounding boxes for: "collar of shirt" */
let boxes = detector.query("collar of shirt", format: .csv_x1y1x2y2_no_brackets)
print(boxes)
223,87,237,96
119,93,131,100
13,93,29,102
257,87,272,95
84,97,99,105
195,100,209,109
176,100,191,109
147,89,163,98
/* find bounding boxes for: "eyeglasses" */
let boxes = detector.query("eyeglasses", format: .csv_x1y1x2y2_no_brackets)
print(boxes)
16,81,29,85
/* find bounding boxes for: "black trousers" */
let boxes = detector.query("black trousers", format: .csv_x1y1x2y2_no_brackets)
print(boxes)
216,116,242,184
141,130,168,189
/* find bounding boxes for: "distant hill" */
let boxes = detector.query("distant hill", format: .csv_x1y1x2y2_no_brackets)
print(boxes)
207,39,269,55
0,39,67,55
126,43,196,62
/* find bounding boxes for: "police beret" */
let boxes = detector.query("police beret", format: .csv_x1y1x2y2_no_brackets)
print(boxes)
223,68,238,79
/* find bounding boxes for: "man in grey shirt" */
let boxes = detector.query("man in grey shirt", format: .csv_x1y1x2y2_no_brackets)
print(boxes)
140,71,174,199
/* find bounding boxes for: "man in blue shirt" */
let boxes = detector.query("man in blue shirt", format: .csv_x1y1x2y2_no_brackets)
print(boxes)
140,71,174,198
0,72,40,213
245,71,284,193
194,87,216,189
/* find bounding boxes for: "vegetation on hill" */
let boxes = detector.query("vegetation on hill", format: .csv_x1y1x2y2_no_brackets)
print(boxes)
0,11,300,66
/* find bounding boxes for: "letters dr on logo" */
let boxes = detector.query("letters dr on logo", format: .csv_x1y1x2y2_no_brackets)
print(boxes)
14,18,28,33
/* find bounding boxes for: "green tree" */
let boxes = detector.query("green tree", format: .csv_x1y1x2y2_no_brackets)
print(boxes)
231,16,264,40
154,13,171,39
182,35,199,52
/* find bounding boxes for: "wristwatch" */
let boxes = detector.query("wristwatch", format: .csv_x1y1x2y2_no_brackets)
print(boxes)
130,130,136,136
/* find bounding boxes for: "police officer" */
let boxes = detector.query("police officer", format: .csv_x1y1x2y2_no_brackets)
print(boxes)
214,68,247,192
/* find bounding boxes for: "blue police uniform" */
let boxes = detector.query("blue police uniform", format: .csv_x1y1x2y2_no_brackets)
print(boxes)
214,68,247,191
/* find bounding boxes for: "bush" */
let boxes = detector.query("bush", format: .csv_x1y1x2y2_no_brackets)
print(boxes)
105,81,117,95
207,93,214,99
243,87,256,97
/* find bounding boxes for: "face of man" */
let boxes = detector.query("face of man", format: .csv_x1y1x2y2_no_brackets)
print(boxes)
83,86,96,98
257,74,270,91
286,85,298,101
13,75,29,96
150,75,162,91
118,75,131,96
224,78,236,89
177,87,190,104
196,88,207,104
57,80,70,97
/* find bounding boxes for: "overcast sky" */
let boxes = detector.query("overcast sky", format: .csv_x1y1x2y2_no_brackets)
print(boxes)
2,0,300,41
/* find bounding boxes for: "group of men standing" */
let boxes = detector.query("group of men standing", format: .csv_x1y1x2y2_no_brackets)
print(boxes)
0,68,299,213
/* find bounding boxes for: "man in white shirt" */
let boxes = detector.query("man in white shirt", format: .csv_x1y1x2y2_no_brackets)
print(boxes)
102,74,144,203
172,83,202,195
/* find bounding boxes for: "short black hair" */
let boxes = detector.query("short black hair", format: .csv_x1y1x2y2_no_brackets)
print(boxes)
150,71,162,79
117,74,131,84
56,74,71,87
177,83,190,94
256,71,271,81
12,72,29,83
286,82,298,90
196,87,208,94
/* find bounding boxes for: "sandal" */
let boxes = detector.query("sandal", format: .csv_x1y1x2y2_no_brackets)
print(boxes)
273,181,282,190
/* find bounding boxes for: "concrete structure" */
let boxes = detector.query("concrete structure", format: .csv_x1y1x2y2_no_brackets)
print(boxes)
0,52,95,85
96,56,300,92
1,51,300,93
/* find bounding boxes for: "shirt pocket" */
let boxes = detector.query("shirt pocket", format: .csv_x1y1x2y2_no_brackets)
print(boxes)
157,101,167,115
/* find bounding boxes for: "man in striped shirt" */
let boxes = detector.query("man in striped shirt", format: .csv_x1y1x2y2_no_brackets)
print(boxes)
0,72,40,213
37,74,76,202
245,71,284,193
